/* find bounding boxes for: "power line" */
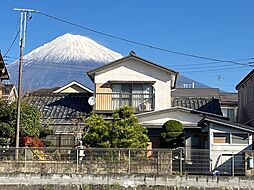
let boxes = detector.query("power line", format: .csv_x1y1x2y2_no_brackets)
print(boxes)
181,65,246,73
3,17,21,57
13,58,247,74
168,58,253,68
19,57,253,70
3,30,20,57
3,55,20,59
20,62,244,74
181,66,250,74
37,11,251,67
23,65,85,75
172,64,246,71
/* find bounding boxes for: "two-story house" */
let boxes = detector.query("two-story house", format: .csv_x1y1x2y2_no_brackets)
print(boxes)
87,51,254,175
87,51,178,113
0,52,17,103
236,69,254,127
0,52,9,82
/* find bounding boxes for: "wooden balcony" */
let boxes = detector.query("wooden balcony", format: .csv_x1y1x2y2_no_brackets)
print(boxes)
95,93,155,112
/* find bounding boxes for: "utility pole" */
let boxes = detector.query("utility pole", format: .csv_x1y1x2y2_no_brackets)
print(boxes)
14,8,36,160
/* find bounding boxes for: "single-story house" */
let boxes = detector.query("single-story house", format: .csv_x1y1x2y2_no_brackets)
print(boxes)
137,106,254,175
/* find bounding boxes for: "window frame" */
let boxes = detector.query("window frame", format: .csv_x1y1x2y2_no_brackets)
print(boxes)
212,132,249,145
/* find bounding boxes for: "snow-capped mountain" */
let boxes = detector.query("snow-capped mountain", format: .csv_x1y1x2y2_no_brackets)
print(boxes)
7,33,122,91
23,33,122,66
7,33,210,92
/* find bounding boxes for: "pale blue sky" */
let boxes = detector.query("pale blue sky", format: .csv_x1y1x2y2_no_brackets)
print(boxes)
1,0,254,92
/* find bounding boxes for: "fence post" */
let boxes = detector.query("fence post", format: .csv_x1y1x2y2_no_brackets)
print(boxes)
232,153,234,176
157,150,159,174
76,147,79,173
118,149,121,161
24,147,27,172
128,149,131,174
180,149,183,175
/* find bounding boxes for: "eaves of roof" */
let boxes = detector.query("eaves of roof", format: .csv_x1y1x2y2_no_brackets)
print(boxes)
136,106,227,120
54,80,94,93
198,116,254,133
0,53,9,81
235,69,254,90
87,53,178,88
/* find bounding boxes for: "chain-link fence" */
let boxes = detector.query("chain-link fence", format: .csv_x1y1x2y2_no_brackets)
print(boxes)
0,147,252,176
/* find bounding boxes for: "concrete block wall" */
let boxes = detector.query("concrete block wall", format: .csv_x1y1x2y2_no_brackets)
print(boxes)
1,173,254,189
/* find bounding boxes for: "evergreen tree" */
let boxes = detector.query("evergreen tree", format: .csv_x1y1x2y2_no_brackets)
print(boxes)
0,99,52,146
160,120,184,148
83,106,149,148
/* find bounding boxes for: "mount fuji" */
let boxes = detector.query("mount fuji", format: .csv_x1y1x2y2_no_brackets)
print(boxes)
7,33,122,91
7,33,210,92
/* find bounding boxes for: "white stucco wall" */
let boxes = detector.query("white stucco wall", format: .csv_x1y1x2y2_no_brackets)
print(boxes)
94,59,173,111
138,110,202,127
209,123,252,173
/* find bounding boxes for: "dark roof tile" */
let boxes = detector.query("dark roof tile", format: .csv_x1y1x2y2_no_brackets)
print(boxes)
24,92,92,124
172,97,222,115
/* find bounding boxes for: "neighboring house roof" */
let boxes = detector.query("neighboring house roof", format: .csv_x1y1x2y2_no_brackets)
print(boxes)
219,92,238,106
136,107,228,130
30,87,60,94
24,92,92,125
87,51,179,88
0,53,9,81
235,69,254,90
54,80,93,93
172,87,237,114
172,88,220,98
171,97,222,115
137,106,227,120
198,116,254,133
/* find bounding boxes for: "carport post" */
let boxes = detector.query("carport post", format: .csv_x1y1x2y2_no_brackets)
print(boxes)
24,147,27,172
232,153,234,176
76,148,79,172
180,149,183,175
128,149,131,174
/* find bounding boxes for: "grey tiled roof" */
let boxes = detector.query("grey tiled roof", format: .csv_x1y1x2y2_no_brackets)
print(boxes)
172,88,219,98
172,97,212,109
24,92,92,124
219,92,238,105
171,88,238,115
172,97,223,115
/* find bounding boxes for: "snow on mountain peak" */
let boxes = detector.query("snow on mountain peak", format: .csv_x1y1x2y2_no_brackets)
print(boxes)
7,33,123,91
23,33,123,65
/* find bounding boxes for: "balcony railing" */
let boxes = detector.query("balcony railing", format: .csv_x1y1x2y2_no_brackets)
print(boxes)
95,93,155,112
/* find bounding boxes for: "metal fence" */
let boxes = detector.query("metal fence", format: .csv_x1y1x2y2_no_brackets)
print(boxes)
0,147,252,176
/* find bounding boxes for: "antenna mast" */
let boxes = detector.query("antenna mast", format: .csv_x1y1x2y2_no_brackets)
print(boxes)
218,75,224,91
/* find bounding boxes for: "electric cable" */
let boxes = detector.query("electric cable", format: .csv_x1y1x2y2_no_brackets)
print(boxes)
37,11,251,67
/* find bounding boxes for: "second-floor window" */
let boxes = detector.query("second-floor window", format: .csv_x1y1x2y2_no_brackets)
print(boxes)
111,83,154,111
